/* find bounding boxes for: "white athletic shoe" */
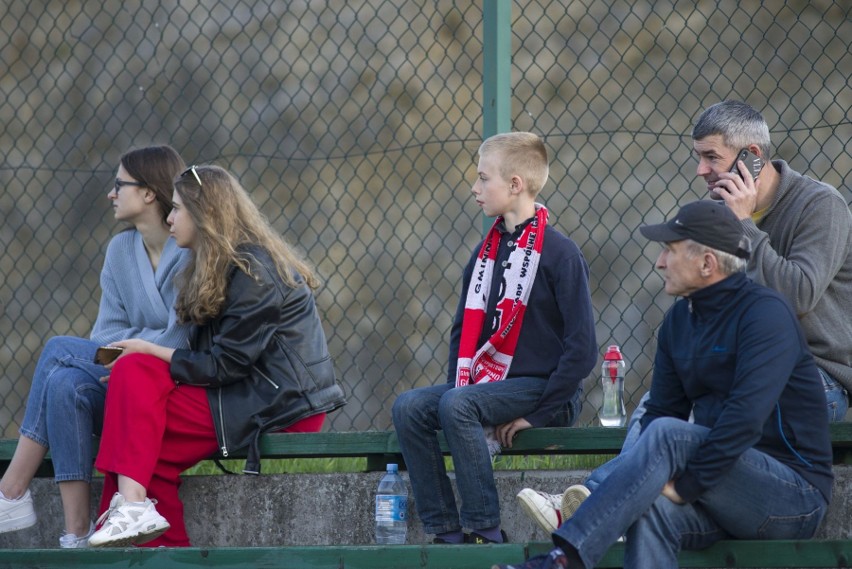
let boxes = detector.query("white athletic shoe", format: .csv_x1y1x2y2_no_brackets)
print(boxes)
516,488,564,533
560,484,591,522
59,521,95,548
89,492,170,547
0,489,37,534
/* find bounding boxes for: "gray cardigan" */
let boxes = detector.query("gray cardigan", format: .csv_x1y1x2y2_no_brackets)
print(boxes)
742,159,852,391
90,230,190,349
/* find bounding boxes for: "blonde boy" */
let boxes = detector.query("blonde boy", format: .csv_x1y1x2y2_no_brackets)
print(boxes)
392,132,597,544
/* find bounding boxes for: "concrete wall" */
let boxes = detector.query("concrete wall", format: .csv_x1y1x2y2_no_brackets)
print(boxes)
2,466,850,549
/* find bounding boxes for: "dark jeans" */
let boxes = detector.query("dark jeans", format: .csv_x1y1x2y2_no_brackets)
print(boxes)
392,378,581,533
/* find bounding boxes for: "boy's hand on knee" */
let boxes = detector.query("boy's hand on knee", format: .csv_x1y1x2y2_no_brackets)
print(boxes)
495,418,532,448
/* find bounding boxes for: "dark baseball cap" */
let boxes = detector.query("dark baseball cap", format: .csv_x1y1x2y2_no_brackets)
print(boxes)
639,200,751,259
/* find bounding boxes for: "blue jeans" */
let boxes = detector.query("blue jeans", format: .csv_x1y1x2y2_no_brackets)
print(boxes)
589,376,843,491
392,378,581,534
553,418,828,569
820,368,848,422
18,336,108,482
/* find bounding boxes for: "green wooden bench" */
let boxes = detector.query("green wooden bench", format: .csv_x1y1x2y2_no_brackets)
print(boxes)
0,426,632,475
3,423,852,568
4,422,852,474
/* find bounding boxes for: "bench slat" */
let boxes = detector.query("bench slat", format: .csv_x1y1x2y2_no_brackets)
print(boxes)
1,540,851,568
257,428,627,455
0,544,526,569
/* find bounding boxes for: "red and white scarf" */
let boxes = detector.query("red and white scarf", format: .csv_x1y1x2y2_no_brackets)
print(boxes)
455,204,548,387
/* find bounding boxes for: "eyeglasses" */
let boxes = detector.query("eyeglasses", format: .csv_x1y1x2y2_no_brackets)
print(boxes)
114,179,146,193
180,165,202,187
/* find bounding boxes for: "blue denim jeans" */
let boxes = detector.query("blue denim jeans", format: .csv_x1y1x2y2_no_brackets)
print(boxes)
392,377,581,534
18,336,108,482
589,376,843,491
553,417,828,569
819,367,848,422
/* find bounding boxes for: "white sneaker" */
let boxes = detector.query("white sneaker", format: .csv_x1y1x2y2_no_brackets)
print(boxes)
59,521,95,548
0,489,37,534
516,488,564,533
89,493,170,547
560,484,591,522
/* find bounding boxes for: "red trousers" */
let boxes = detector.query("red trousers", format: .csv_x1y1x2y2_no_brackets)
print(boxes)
95,353,325,547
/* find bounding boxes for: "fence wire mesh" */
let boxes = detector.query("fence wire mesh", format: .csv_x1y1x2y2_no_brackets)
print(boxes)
0,0,849,436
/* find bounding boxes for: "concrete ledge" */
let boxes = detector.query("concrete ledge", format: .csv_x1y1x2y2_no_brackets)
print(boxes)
1,466,850,548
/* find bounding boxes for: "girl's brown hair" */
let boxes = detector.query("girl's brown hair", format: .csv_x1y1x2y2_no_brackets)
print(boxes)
172,165,319,325
119,145,185,224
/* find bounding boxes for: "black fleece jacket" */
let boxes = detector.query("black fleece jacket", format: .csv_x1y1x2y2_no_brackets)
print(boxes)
642,272,833,504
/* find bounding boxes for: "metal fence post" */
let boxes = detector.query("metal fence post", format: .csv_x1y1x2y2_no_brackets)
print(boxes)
481,0,512,234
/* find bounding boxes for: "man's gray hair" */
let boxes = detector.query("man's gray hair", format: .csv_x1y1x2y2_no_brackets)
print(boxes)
691,100,772,159
685,240,747,275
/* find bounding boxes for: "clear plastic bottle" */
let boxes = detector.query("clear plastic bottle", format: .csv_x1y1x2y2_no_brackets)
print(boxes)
599,345,626,427
375,463,408,544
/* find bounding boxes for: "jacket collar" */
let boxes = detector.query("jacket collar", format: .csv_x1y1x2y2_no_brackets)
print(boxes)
686,272,748,316
496,215,535,236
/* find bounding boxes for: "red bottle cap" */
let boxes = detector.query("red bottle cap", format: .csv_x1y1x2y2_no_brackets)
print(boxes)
604,345,622,361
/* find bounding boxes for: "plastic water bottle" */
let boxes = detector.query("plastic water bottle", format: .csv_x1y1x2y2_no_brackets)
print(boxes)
375,463,408,544
599,345,626,427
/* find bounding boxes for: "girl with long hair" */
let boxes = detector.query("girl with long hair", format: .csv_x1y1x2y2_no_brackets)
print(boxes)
0,145,190,548
88,165,345,547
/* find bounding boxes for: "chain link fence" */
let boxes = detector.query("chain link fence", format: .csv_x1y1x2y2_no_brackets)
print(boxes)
0,0,849,436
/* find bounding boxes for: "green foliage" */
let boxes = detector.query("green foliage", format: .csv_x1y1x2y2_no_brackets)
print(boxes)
491,454,614,471
183,457,369,475
182,454,613,476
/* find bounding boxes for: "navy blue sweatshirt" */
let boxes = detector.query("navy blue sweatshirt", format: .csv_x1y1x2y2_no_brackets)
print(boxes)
642,272,833,503
446,219,597,427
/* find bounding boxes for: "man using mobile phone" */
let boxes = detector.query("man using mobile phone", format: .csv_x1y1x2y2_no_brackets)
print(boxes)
692,100,852,422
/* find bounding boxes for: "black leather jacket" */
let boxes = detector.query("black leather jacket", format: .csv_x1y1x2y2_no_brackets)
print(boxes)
169,246,346,474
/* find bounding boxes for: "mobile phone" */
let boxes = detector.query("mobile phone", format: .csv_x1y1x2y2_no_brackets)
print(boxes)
94,346,124,365
729,148,764,179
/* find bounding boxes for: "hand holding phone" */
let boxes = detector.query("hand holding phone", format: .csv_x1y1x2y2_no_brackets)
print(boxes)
730,148,764,180
94,346,124,365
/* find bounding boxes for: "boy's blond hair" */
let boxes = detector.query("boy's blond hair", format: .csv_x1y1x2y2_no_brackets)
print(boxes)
478,132,549,196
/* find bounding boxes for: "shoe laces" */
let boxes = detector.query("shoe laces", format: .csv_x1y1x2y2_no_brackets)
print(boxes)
534,490,562,508
95,494,124,528
95,496,156,531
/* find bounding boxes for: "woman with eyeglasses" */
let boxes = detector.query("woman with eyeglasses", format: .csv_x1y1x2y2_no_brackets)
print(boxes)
0,145,190,548
88,164,346,548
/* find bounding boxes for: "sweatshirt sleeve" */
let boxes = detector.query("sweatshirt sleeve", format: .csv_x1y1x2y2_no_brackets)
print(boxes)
744,186,851,316
90,244,136,345
523,244,597,427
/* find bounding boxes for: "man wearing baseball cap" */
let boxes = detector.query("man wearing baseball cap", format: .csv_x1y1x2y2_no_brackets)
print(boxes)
494,199,832,569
